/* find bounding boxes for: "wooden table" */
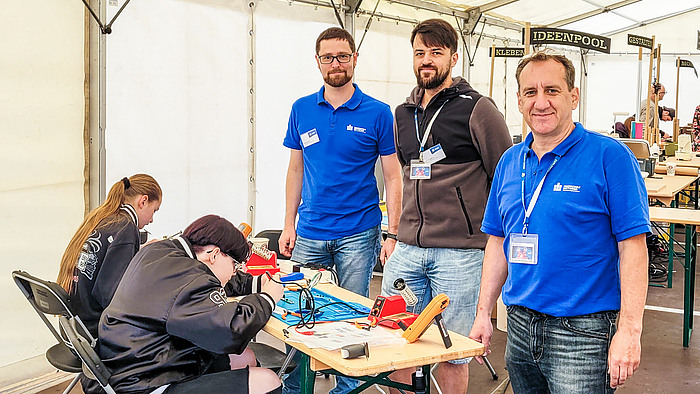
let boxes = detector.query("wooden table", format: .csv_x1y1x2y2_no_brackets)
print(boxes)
665,154,700,169
262,283,484,393
645,175,698,207
649,207,700,347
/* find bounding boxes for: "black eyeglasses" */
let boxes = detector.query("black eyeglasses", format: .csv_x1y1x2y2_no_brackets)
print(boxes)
207,249,242,270
318,53,353,64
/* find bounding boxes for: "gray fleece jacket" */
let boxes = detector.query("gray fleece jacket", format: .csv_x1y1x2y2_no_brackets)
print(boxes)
394,77,512,249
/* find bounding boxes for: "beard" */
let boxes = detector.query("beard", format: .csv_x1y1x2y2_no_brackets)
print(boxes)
415,65,450,90
324,69,353,88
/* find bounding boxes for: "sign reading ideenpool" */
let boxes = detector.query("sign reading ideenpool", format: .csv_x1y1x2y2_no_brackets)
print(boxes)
525,28,611,54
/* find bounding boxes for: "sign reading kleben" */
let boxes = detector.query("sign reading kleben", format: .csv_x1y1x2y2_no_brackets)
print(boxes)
627,34,653,50
489,47,525,58
525,28,611,54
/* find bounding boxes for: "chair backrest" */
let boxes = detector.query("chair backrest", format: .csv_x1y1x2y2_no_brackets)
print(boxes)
59,316,116,394
12,270,94,344
255,229,285,258
620,138,651,159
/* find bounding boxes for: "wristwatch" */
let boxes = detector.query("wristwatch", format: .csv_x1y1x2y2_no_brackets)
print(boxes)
386,232,398,240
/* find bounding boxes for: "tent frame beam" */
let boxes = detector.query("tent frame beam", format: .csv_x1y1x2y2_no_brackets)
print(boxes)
602,4,700,36
548,0,641,28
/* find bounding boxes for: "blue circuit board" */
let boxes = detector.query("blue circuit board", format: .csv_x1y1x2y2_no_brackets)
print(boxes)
272,288,370,325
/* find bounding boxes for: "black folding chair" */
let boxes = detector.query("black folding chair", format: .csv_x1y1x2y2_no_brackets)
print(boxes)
59,316,116,394
12,270,94,394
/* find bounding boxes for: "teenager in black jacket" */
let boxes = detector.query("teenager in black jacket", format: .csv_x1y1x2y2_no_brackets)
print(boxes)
57,175,161,394
98,215,284,394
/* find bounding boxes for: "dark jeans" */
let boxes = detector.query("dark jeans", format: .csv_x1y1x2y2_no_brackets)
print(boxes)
283,226,381,394
506,305,618,394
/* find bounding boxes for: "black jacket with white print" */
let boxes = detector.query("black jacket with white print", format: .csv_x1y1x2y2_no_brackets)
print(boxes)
72,204,140,337
98,236,274,394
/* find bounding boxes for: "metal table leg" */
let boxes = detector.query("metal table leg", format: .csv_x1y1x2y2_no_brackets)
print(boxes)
668,200,676,288
683,224,697,348
299,353,315,394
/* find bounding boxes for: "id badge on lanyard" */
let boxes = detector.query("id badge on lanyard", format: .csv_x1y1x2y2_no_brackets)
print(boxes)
508,233,538,265
410,102,448,180
508,153,560,265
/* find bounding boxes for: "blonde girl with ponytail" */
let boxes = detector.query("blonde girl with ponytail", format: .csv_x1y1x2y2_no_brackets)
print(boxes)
57,174,162,337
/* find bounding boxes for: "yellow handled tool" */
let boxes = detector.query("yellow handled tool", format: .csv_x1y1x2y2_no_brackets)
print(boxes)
402,293,450,344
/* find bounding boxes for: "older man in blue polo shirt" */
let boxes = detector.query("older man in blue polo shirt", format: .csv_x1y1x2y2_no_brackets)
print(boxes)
470,50,650,394
280,27,402,394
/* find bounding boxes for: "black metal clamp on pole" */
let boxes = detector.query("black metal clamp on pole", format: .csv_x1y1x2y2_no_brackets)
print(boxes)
81,0,132,34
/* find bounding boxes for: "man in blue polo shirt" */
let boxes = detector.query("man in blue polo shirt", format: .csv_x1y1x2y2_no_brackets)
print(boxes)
280,27,402,394
469,51,650,393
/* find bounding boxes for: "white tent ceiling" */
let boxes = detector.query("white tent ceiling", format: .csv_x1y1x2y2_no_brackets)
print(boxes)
358,0,700,38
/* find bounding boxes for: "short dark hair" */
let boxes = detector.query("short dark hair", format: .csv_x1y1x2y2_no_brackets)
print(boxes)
316,27,355,54
410,19,458,54
515,50,576,91
183,215,251,263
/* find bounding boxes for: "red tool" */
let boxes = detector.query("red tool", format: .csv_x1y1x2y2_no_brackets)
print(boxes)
245,244,280,276
367,295,418,329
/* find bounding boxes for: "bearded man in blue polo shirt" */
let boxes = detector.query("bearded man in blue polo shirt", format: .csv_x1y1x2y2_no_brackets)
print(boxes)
470,50,651,393
279,27,402,394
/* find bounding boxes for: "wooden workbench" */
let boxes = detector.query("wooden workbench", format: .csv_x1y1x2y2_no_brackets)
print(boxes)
645,175,698,207
261,282,483,393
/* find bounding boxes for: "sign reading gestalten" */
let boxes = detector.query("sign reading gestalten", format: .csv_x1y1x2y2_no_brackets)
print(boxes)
525,28,611,54
489,47,525,58
627,34,653,50
677,58,698,78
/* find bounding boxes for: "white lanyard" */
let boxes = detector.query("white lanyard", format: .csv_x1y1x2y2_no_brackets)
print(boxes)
520,153,560,234
413,100,448,161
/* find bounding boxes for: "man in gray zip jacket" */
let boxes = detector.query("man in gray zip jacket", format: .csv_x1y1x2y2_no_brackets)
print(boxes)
381,19,511,394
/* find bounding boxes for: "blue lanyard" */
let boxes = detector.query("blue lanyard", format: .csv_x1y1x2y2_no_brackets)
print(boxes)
521,152,560,234
414,100,449,159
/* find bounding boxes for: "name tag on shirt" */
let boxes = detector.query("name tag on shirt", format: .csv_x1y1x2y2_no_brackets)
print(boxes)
300,129,320,148
421,144,446,165
508,233,538,265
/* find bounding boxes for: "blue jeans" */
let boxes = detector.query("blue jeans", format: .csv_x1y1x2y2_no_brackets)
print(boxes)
380,242,483,364
506,305,619,394
283,226,381,394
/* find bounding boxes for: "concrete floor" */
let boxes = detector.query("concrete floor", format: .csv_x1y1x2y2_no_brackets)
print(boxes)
42,261,700,394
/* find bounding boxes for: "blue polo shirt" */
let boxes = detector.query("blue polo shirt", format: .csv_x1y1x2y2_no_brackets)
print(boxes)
482,123,651,317
283,84,395,240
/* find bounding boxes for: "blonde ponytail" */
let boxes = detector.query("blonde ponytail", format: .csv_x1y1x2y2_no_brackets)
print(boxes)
57,174,162,292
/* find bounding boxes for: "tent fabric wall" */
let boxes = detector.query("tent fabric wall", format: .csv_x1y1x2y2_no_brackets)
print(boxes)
5,0,700,387
106,0,251,238
0,0,85,382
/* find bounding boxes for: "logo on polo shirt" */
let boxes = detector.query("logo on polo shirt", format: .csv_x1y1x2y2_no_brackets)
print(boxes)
553,182,580,192
346,124,366,133
209,288,228,307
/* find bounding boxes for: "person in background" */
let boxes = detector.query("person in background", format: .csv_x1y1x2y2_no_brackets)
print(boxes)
279,26,402,394
382,19,511,394
98,215,284,394
470,50,650,393
692,104,700,152
639,83,670,129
